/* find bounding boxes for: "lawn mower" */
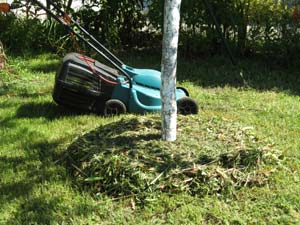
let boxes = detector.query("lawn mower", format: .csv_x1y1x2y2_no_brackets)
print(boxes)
1,0,199,116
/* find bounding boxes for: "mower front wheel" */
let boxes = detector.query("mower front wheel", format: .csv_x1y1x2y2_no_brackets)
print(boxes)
104,99,127,116
177,97,199,115
176,86,189,97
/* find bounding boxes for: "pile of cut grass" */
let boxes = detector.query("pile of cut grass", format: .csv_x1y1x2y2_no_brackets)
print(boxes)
65,115,283,203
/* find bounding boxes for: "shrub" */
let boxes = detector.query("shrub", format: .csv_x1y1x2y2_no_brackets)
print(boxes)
1,0,300,63
0,13,50,53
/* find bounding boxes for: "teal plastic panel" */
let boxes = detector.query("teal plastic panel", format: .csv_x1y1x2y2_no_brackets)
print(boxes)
122,65,161,89
111,72,188,113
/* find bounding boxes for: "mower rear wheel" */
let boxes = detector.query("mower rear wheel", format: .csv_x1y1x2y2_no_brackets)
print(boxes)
177,97,199,115
176,86,189,97
104,99,127,116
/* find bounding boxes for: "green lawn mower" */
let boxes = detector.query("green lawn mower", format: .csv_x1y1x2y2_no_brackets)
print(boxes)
2,0,199,116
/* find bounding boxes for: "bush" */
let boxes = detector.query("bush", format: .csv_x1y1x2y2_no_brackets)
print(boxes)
72,0,153,49
0,13,59,53
1,0,300,63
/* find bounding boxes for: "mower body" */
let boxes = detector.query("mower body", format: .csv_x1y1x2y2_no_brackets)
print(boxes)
3,1,198,115
53,53,188,114
53,53,116,112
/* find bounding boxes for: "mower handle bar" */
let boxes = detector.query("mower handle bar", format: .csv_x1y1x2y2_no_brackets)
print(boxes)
30,0,132,87
38,0,125,66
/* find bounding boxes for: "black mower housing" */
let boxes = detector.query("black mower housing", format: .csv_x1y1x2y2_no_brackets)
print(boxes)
53,53,119,113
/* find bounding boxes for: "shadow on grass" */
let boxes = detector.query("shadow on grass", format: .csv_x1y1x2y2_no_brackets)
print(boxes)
0,180,33,202
0,138,61,223
24,53,61,74
10,196,99,225
29,61,61,74
15,101,82,120
1,100,100,223
0,89,52,98
122,49,300,95
176,56,300,95
0,132,99,224
14,196,64,224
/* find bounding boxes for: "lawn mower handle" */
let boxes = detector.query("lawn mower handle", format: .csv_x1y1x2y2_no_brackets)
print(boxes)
40,0,125,67
30,0,133,87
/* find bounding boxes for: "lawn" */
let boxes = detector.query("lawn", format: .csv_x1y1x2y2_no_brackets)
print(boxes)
0,51,300,224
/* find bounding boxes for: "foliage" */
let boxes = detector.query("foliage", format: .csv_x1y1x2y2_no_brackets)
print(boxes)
143,0,300,61
72,0,152,49
1,0,300,61
0,13,61,53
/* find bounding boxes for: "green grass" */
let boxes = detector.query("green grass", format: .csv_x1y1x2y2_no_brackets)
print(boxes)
0,52,300,224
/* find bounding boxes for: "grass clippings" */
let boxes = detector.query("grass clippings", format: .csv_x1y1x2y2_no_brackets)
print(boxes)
65,115,283,203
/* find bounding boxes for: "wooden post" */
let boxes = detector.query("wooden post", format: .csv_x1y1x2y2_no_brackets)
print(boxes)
161,0,182,141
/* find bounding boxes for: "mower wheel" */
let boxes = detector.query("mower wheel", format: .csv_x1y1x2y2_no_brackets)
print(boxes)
177,97,198,115
176,86,189,97
104,99,127,116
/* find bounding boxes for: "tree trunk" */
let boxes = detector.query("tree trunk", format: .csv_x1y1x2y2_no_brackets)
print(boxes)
0,40,7,70
161,0,182,142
